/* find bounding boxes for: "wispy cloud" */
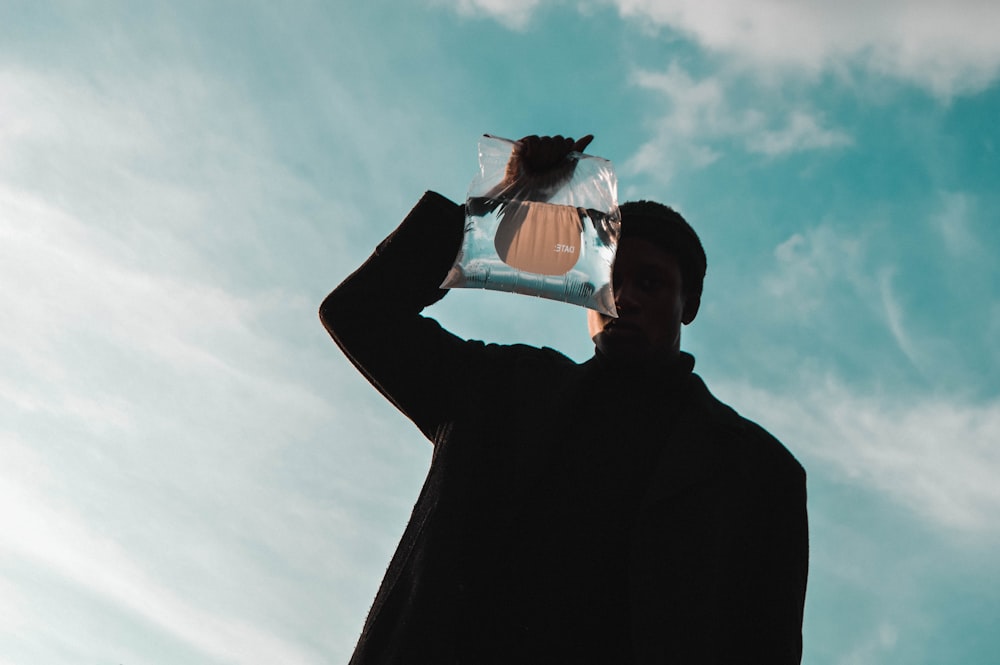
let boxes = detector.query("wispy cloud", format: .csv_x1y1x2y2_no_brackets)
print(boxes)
625,62,850,181
443,0,543,29
0,438,325,665
624,65,727,179
746,110,853,156
764,225,866,320
931,191,979,258
721,377,1000,536
754,220,977,392
0,63,386,663
614,0,1000,97
835,622,900,665
439,0,1000,96
878,268,923,371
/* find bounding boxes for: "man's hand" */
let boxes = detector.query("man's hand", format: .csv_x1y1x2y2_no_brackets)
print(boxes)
508,134,594,177
500,134,595,196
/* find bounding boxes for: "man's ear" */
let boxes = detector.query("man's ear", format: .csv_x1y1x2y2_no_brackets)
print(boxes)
682,294,700,325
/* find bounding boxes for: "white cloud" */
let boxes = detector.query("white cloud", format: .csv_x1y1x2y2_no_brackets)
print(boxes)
0,437,324,665
440,0,1000,95
613,0,1000,97
931,191,978,257
835,621,900,665
624,62,851,181
0,51,497,662
0,66,372,662
0,183,330,442
631,65,734,139
762,224,949,379
764,224,867,320
719,377,1000,535
624,65,726,179
745,110,853,156
442,0,543,29
878,268,922,370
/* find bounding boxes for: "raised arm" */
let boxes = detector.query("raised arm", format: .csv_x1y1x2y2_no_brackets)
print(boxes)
323,136,595,440
319,191,472,441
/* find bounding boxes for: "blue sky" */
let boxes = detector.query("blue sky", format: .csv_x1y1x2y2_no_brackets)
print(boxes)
1,1,998,663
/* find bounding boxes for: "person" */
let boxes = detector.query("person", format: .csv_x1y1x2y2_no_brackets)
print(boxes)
321,135,808,664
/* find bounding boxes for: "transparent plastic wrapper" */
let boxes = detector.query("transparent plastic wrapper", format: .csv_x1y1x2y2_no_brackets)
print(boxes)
441,135,620,316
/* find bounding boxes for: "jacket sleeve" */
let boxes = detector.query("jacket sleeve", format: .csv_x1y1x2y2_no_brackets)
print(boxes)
722,443,809,665
629,413,809,665
319,191,483,441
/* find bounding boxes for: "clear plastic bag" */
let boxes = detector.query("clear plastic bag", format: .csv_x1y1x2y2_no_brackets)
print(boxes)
441,135,620,316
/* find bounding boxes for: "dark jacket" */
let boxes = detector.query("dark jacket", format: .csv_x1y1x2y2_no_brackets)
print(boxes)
321,191,808,664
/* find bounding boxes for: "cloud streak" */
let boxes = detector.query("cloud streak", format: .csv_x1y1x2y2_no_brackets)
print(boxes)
624,62,851,182
0,64,374,663
0,438,324,665
445,0,543,29
720,376,1000,536
745,110,853,156
452,0,1000,96
618,0,1000,93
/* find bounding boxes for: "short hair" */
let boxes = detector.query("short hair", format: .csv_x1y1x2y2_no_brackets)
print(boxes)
618,200,707,304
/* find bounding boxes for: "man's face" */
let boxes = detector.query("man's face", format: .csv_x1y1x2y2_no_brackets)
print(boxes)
587,236,696,362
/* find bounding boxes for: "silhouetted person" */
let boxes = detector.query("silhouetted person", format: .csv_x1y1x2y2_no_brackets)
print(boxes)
321,135,808,664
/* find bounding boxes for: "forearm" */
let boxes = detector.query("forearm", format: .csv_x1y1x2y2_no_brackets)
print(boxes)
320,191,464,327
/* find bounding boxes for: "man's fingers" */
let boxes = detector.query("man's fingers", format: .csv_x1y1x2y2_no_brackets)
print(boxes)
511,133,596,175
572,134,594,153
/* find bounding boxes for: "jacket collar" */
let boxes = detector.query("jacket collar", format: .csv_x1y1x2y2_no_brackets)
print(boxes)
586,349,695,392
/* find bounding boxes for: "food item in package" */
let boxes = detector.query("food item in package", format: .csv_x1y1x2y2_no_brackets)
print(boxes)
441,135,620,316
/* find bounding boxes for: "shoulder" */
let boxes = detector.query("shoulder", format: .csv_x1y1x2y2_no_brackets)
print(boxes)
480,342,577,368
465,342,581,394
685,374,805,483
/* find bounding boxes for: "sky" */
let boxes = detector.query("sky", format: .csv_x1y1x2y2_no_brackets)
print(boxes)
1,1,998,663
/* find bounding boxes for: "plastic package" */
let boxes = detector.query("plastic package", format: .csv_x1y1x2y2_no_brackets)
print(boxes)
441,135,620,316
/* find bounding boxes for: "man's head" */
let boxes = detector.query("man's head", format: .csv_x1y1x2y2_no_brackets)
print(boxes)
587,201,707,363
